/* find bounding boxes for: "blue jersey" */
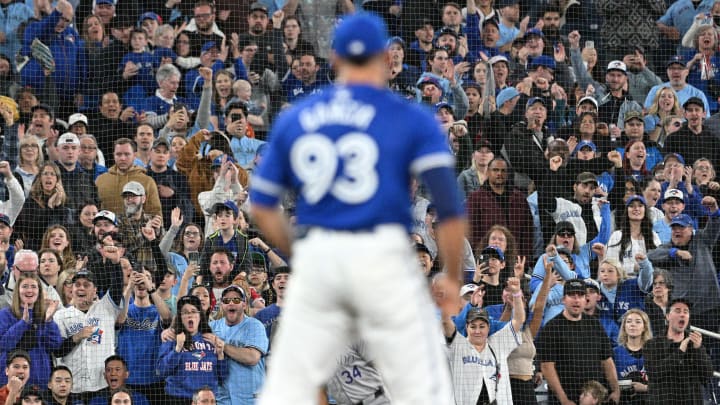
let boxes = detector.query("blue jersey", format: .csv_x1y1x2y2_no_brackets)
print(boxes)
613,345,646,381
250,84,457,230
117,303,163,385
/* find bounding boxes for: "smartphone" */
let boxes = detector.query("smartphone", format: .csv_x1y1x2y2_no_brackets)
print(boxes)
188,252,200,266
476,254,489,267
585,41,594,49
553,42,560,52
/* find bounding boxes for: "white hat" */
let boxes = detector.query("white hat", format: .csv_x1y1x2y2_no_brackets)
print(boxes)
606,60,627,74
460,284,478,297
68,113,88,127
121,181,145,196
57,132,80,145
664,188,684,202
577,96,599,109
488,55,509,65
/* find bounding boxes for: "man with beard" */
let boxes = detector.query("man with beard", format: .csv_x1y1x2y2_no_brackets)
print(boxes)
496,0,526,49
242,2,287,75
645,298,714,404
281,52,329,105
184,0,225,56
54,133,99,221
407,19,434,69
146,138,194,228
96,138,162,217
117,181,165,271
88,92,137,165
569,31,643,133
205,248,236,312
621,46,663,106
211,284,268,405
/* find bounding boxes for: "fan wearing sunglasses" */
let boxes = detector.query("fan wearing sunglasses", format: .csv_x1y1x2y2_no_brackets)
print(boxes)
210,284,269,405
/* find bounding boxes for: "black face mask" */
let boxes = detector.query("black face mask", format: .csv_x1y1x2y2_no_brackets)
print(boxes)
714,15,720,26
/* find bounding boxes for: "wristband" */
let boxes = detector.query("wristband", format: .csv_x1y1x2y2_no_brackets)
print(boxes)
263,247,271,254
148,287,157,295
512,292,523,298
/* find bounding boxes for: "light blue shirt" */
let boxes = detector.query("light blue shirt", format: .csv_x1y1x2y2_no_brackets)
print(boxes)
644,83,711,117
657,0,714,35
211,316,268,405
497,23,519,48
230,136,266,169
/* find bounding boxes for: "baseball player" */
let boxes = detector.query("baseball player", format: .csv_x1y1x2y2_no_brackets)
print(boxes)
322,343,390,405
250,12,466,405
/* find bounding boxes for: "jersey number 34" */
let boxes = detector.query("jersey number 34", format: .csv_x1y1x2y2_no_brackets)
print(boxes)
290,133,379,205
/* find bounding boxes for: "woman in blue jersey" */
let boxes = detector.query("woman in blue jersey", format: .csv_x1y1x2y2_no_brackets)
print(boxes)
157,295,228,401
613,309,652,404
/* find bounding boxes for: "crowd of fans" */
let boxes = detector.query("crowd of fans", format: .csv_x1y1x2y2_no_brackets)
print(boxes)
0,0,718,403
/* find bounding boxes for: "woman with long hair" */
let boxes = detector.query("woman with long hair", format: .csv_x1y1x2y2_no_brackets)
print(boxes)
210,69,235,131
160,208,204,297
13,135,42,197
157,295,227,401
0,273,61,386
14,162,69,251
38,248,63,293
684,24,720,113
640,178,664,224
606,195,660,277
40,225,76,272
69,200,98,254
644,86,682,143
613,309,652,404
80,15,112,110
282,16,314,66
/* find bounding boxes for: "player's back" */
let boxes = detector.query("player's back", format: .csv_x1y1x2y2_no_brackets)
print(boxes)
252,83,453,231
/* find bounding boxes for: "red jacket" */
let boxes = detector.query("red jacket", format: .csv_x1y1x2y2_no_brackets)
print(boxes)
467,186,534,257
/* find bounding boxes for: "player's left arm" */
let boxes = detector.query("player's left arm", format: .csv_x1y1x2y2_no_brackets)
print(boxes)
250,205,293,256
223,344,263,366
601,356,621,403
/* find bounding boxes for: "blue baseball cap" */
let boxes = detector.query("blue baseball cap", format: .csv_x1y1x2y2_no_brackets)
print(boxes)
625,194,647,207
666,55,686,68
669,213,693,228
0,213,10,227
528,55,556,71
524,28,545,40
213,200,239,217
95,0,114,6
138,11,161,23
332,13,388,60
481,245,505,262
417,75,442,91
664,152,685,166
575,140,597,153
387,36,405,49
496,87,520,108
201,41,218,54
434,101,453,114
211,154,236,168
526,97,546,109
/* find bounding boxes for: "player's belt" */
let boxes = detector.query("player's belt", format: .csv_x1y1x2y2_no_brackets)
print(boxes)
295,225,380,239
354,387,384,405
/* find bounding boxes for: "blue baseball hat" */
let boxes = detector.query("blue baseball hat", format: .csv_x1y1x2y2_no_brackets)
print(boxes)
524,28,545,40
664,152,685,166
625,194,647,207
0,213,11,227
95,0,114,6
669,213,693,228
528,55,556,71
434,101,453,114
201,41,218,54
213,200,239,216
138,11,161,24
526,97,546,109
386,36,405,49
481,245,505,262
575,140,597,153
496,87,520,108
332,13,388,60
417,75,442,91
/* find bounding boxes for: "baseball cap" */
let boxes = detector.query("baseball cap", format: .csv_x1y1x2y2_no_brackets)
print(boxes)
434,101,453,114
415,243,432,257
669,213,693,228
576,172,598,186
524,28,545,40
563,279,586,295
31,104,54,119
482,19,500,31
528,55,555,71
606,60,627,74
0,213,11,227
466,307,490,324
250,252,267,270
68,113,88,127
152,138,170,150
271,266,291,278
488,55,509,66
460,283,478,297
664,152,685,166
386,36,405,49
437,26,458,39
575,140,597,153
213,200,239,216
625,194,646,207
211,154,236,168
526,97,546,109
577,95,599,110
221,284,247,300
666,55,686,68
332,13,388,60
555,221,575,235
496,87,520,108
72,270,96,284
417,75,442,90
138,11,161,25
249,2,268,14
6,349,30,366
177,294,202,312
95,0,114,5
201,41,218,54
93,210,117,225
584,278,601,292
664,188,684,202
121,181,145,196
57,132,80,146
683,96,705,110
481,245,505,262
624,110,643,123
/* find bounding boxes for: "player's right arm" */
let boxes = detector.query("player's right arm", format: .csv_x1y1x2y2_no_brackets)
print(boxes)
541,362,573,405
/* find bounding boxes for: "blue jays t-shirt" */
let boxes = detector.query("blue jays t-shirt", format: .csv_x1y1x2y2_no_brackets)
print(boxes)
250,84,456,231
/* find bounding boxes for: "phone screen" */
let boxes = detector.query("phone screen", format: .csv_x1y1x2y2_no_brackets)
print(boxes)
188,252,200,266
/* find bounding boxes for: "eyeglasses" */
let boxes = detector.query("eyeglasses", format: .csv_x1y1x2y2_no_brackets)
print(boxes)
557,231,574,238
184,231,200,237
221,297,244,304
181,310,200,316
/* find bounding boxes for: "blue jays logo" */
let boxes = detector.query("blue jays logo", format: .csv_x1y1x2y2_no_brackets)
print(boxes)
192,350,207,360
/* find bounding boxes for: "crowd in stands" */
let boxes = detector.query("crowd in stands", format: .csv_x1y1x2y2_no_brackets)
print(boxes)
0,0,719,403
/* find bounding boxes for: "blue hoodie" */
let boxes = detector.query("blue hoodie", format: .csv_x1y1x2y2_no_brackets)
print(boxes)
157,334,228,398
